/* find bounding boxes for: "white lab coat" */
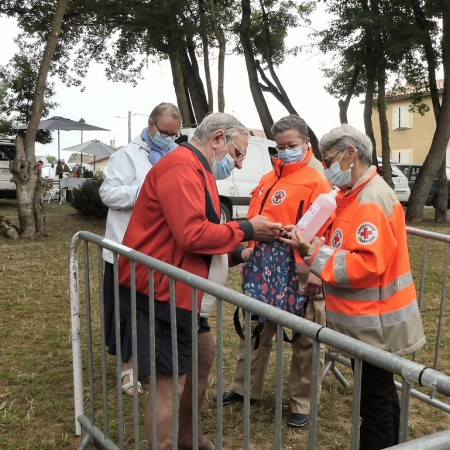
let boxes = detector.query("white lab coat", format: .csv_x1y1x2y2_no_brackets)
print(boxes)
99,134,152,263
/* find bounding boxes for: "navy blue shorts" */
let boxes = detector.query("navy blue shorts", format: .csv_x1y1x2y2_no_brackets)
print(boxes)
118,285,194,377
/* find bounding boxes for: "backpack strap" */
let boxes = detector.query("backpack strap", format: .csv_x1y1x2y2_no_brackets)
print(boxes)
233,297,309,349
233,307,265,350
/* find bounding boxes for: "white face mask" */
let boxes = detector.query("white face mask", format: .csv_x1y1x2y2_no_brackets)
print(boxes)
213,153,235,179
324,161,352,187
324,148,352,187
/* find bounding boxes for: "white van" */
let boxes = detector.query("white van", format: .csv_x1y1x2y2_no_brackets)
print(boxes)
0,138,16,199
177,128,276,222
0,141,58,199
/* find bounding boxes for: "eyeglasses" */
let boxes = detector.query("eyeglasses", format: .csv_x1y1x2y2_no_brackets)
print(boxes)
154,121,181,139
275,140,305,152
322,149,344,168
226,136,246,158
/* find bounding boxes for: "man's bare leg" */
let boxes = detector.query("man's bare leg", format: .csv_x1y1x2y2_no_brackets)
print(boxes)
145,372,187,450
178,331,216,449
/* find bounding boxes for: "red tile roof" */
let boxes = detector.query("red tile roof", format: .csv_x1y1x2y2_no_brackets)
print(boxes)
387,79,444,99
249,129,267,138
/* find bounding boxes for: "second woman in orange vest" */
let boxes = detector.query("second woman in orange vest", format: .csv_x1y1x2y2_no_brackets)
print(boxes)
280,124,425,450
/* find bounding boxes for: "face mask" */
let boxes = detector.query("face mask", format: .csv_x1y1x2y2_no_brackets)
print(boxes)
324,161,352,187
277,146,305,164
151,131,175,152
213,153,235,179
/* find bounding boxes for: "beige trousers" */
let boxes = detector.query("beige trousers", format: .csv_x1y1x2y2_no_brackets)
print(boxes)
231,299,326,414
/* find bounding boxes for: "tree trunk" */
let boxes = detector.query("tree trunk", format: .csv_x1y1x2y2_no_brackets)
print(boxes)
199,0,213,112
200,37,213,113
406,0,450,223
9,0,68,239
361,0,378,165
434,163,448,222
167,42,191,125
240,0,274,139
209,0,226,112
339,66,361,124
182,42,210,122
377,57,393,188
410,0,447,222
363,65,377,165
34,178,52,236
254,61,321,157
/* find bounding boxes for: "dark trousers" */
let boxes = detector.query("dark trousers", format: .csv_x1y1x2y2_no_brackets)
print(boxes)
352,361,400,450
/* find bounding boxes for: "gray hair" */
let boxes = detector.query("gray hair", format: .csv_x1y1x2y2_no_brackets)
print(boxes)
149,102,182,122
193,112,249,143
319,124,373,164
271,115,309,138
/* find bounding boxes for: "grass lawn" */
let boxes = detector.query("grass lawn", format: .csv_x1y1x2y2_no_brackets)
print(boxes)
0,199,449,449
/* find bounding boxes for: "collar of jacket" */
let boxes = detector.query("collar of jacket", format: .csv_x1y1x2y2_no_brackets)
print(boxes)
338,165,378,207
180,142,213,174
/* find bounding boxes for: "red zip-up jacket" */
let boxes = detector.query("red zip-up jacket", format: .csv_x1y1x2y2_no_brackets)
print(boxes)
118,144,253,313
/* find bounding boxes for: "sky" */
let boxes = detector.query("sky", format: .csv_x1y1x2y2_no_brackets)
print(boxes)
0,6,365,161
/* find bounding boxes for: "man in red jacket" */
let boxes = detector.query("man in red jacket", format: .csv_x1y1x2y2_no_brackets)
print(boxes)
119,112,282,449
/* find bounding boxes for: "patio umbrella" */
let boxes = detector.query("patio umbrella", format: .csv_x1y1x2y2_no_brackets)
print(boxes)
16,116,109,197
62,139,116,170
16,115,109,159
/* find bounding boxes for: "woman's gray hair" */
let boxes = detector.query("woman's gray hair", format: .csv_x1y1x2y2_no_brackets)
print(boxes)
319,124,373,164
271,115,309,139
193,112,249,143
149,102,182,122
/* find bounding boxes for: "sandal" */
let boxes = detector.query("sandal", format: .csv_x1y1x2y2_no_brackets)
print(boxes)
121,368,143,395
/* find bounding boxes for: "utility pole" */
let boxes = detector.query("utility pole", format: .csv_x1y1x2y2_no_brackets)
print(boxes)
127,111,132,144
79,117,86,164
116,111,147,145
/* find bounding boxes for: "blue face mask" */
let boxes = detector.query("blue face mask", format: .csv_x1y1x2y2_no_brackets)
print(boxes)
277,146,305,164
151,131,175,152
213,153,235,179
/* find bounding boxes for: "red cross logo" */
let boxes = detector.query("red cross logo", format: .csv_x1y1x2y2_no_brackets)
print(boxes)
359,226,372,240
331,228,343,248
356,222,378,245
272,190,286,205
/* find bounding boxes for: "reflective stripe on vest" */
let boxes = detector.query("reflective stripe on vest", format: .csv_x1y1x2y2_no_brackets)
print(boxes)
324,272,414,302
334,250,349,287
311,245,353,288
326,299,420,329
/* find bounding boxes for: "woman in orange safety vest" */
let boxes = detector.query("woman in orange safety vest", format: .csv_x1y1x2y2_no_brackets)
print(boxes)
280,124,425,450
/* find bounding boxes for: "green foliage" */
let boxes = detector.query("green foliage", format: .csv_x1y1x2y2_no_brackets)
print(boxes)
316,0,441,102
231,0,313,66
70,178,108,218
68,152,81,163
46,154,56,164
0,52,57,143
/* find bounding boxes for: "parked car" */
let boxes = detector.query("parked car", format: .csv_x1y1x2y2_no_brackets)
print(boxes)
0,138,16,198
0,143,57,198
377,157,411,205
394,163,450,209
67,163,95,177
177,128,276,222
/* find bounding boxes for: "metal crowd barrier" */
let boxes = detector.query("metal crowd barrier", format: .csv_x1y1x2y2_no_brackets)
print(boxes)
69,229,450,450
324,226,450,415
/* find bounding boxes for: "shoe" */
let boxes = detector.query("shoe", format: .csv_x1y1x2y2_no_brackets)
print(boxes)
121,368,143,395
287,413,310,428
214,389,244,406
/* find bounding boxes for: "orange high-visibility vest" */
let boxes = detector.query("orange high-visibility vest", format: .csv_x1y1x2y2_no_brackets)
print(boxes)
306,166,425,356
248,149,332,262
